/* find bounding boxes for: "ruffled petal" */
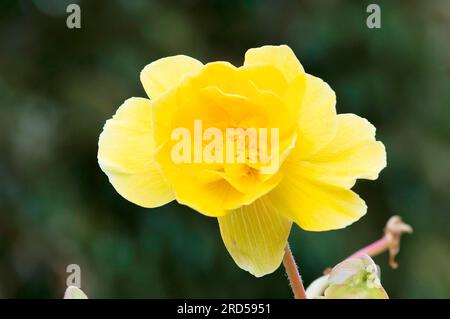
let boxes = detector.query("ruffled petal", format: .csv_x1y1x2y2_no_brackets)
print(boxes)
140,55,203,99
98,97,174,207
290,74,338,159
238,64,288,97
269,164,367,231
294,114,387,188
244,45,304,83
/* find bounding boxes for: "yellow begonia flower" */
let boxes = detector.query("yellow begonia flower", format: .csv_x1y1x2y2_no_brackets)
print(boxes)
98,45,386,277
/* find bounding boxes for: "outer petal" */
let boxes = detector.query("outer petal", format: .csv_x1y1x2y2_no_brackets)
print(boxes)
244,45,304,83
268,164,367,231
290,74,338,159
218,197,292,277
140,55,203,99
294,114,387,188
98,97,174,207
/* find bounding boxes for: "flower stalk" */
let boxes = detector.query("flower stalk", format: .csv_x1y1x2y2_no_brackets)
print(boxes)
348,215,413,268
283,243,307,299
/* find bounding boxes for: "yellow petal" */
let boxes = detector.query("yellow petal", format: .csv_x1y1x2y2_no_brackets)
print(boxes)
182,62,259,98
282,75,307,127
151,62,261,148
174,179,243,217
140,55,203,99
158,141,283,217
295,114,387,188
152,139,242,216
269,166,367,231
238,64,288,97
98,97,174,207
290,74,338,159
244,45,304,83
218,197,292,277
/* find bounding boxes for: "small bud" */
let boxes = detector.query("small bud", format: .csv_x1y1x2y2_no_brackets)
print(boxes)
306,255,389,299
63,286,88,299
324,254,388,299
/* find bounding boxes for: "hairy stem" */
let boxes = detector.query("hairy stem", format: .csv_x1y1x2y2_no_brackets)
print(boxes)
282,243,307,299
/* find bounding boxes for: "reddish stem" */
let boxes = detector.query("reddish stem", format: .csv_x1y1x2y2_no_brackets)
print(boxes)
282,243,307,299
348,237,389,259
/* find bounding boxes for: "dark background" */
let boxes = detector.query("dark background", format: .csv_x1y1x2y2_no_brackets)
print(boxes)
0,0,449,298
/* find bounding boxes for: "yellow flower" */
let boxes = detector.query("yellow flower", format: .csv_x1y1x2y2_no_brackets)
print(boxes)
98,45,386,277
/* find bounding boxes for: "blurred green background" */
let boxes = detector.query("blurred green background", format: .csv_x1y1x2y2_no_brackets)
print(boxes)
0,0,449,298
